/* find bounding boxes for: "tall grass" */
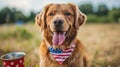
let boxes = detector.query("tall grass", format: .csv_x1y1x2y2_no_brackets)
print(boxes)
0,27,33,40
0,24,41,67
0,23,120,67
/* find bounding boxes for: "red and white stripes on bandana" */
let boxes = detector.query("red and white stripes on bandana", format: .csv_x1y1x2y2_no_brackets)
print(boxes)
48,43,76,64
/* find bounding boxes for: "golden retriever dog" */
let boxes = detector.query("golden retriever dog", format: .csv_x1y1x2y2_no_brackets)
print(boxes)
35,3,87,67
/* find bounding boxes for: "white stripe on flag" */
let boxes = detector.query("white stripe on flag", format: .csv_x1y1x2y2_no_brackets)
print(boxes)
56,58,66,62
53,55,69,58
51,53,71,55
63,49,73,52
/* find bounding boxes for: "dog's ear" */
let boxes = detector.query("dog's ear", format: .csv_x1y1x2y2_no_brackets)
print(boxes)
75,9,86,30
67,3,86,30
35,4,53,31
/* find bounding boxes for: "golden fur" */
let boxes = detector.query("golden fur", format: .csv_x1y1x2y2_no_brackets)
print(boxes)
35,3,87,67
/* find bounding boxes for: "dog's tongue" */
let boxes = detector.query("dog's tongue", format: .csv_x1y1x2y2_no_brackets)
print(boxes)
52,32,65,46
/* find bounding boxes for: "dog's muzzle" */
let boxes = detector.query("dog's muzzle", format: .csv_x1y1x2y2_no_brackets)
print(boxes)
53,19,63,31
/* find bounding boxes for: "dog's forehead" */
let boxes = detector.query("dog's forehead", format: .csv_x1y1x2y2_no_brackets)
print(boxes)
48,4,73,12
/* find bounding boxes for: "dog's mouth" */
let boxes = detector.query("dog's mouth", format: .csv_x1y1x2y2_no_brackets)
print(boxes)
52,31,66,46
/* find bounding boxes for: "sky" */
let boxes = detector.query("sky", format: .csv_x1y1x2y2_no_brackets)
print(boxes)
0,0,120,15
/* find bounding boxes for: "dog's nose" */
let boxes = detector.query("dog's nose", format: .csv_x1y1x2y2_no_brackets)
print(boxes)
54,19,63,27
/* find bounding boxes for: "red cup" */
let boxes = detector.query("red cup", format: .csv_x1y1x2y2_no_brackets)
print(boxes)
0,52,25,67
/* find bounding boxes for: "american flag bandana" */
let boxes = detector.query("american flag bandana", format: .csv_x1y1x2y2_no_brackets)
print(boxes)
48,43,76,64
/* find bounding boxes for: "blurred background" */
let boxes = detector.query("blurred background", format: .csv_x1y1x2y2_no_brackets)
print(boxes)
0,0,120,67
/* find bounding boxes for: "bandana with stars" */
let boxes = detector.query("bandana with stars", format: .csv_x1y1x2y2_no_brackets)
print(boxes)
48,43,75,64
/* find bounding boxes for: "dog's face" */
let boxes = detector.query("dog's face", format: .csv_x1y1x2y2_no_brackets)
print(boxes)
35,3,86,48
46,4,74,33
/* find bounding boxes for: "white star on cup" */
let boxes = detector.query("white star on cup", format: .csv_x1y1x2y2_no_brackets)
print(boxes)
20,60,22,63
16,64,19,67
10,62,14,65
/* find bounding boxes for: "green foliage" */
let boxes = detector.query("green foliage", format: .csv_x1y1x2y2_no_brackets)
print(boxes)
96,4,109,16
14,11,27,21
87,15,111,23
28,11,36,21
0,3,119,24
79,4,94,14
109,8,120,22
0,7,11,24
0,7,28,24
87,15,98,22
79,3,119,23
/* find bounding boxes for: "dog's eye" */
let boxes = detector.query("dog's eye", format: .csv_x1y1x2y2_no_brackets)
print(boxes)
64,12,71,16
48,13,54,16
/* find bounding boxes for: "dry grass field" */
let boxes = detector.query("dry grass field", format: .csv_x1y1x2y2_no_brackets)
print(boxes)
0,23,120,67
